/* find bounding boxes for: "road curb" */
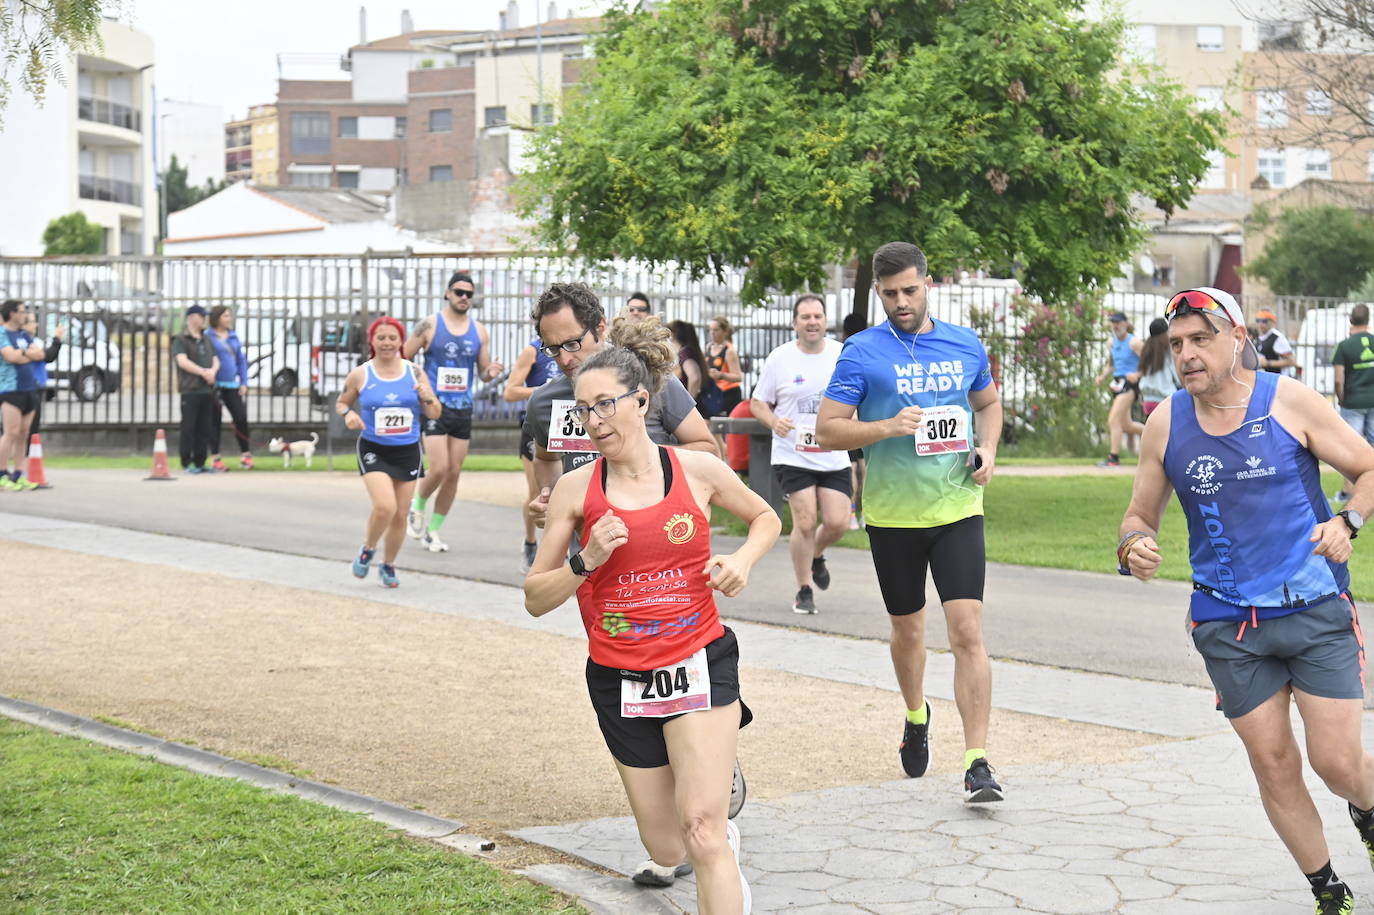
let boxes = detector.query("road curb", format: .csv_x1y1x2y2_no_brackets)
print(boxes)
0,694,682,915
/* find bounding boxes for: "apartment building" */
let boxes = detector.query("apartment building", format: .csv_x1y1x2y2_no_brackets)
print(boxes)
0,17,157,255
223,104,279,185
273,13,595,190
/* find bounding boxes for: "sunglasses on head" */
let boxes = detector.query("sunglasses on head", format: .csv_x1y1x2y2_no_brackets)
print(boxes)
1165,290,1238,327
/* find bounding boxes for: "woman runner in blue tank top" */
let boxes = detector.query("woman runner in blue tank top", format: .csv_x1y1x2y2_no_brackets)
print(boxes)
504,336,561,570
335,316,441,588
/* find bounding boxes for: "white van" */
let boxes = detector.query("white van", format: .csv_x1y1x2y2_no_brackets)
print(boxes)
42,312,123,401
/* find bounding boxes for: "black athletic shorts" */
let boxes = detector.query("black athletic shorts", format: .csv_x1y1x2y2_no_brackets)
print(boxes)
0,390,39,414
422,405,473,440
356,437,424,482
518,410,536,461
848,449,864,463
1112,375,1140,397
867,515,986,615
585,627,753,769
775,464,854,499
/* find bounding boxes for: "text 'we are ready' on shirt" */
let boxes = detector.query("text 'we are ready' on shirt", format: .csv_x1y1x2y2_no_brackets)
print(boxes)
824,319,992,528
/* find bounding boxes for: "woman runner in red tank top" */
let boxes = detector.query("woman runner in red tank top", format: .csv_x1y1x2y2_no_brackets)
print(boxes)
525,315,780,914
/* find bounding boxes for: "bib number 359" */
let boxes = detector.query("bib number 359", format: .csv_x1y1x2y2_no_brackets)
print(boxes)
620,647,710,718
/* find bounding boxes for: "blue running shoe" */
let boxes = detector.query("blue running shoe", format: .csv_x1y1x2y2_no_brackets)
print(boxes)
352,546,375,579
379,563,399,588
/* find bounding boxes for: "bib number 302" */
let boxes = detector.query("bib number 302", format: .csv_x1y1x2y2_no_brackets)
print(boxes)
621,647,710,718
913,404,970,456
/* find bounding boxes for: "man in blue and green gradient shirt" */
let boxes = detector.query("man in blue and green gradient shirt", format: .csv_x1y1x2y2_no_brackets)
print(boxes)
818,242,1005,803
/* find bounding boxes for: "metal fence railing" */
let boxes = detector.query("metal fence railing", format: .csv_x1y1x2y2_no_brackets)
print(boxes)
10,253,1341,436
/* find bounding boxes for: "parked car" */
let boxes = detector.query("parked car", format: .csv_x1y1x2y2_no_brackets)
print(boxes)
42,312,122,402
309,315,366,407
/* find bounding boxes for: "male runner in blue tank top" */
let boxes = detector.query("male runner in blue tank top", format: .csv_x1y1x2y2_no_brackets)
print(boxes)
1119,287,1374,915
404,271,504,552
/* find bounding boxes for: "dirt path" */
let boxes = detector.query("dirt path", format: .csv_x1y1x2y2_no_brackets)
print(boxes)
5,540,1163,869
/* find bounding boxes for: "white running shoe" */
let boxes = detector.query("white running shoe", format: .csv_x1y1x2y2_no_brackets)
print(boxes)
631,859,692,886
422,531,449,553
725,819,752,914
406,509,427,539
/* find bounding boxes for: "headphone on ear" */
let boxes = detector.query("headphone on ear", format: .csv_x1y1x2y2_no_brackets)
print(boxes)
1233,340,1241,354
637,396,647,407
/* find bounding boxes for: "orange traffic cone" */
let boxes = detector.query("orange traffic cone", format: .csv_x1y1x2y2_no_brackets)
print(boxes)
26,433,52,488
145,428,175,481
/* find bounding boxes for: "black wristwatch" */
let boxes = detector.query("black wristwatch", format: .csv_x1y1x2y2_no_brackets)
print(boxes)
1338,509,1364,540
568,552,597,576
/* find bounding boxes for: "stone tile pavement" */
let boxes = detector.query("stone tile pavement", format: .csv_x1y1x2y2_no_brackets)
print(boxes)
6,511,1374,913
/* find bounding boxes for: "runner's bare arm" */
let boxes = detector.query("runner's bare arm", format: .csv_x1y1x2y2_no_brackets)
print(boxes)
749,397,793,436
1277,378,1374,558
1118,406,1173,580
502,345,538,402
413,366,442,420
969,384,1002,486
476,321,504,380
668,407,720,455
524,467,594,615
336,366,366,430
684,450,781,597
528,445,564,528
815,396,922,451
402,315,432,359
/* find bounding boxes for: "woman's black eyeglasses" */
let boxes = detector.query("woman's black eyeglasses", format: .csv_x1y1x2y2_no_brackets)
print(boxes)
566,390,643,425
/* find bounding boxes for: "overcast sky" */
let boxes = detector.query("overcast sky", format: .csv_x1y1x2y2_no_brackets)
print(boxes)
116,0,613,121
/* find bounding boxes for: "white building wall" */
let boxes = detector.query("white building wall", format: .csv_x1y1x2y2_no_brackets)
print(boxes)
0,17,154,256
165,220,449,256
351,49,453,101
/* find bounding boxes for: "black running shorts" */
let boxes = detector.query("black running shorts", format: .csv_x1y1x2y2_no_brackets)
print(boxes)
774,465,853,498
866,515,986,615
585,627,753,769
422,405,473,440
356,437,424,482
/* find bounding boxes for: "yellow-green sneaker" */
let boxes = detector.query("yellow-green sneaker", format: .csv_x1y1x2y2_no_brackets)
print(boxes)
0,476,19,492
13,476,38,491
1314,885,1354,915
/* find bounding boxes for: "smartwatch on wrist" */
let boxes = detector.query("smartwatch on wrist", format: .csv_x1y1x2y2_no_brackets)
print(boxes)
569,552,596,576
1338,509,1364,540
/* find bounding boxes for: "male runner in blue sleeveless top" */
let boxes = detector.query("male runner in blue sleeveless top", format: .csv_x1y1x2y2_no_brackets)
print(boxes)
404,271,504,552
1119,287,1374,915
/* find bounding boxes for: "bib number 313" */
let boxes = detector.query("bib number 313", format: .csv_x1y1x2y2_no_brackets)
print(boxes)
621,648,710,718
913,404,970,456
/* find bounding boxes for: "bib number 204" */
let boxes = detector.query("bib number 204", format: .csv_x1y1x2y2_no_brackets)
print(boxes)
640,667,691,700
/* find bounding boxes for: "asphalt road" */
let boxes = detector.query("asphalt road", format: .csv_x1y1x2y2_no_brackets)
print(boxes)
4,468,1210,691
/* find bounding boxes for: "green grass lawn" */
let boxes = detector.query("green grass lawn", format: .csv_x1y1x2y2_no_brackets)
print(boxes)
718,471,1374,601
0,718,582,914
41,453,525,473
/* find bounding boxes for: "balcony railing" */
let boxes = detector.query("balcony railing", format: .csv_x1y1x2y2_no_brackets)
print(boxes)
78,96,142,132
79,174,142,205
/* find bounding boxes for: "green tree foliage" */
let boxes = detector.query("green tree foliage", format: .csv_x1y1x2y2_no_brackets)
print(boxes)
161,153,225,218
1351,268,1374,302
1246,205,1374,297
518,0,1225,306
0,0,107,119
42,210,104,255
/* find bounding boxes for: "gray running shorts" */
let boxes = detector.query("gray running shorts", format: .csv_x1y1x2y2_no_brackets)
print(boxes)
1191,594,1365,719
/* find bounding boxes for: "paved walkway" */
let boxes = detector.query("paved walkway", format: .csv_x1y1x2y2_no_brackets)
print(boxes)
4,509,1372,913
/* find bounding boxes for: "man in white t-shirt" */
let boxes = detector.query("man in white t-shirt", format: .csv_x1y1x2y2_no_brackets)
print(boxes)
751,294,852,614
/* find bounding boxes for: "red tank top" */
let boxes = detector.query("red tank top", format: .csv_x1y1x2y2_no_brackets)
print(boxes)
578,447,724,670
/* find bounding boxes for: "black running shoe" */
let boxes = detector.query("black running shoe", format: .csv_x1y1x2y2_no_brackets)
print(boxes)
792,586,816,614
632,859,692,886
899,703,930,777
1350,802,1374,871
811,555,831,591
963,757,1004,803
1314,884,1354,915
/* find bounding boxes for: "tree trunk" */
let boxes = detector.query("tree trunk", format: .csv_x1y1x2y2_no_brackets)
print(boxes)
849,251,872,332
